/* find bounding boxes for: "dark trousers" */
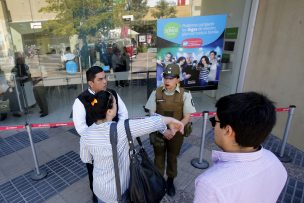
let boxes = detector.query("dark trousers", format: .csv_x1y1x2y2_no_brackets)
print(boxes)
153,133,184,178
33,86,48,114
86,163,94,192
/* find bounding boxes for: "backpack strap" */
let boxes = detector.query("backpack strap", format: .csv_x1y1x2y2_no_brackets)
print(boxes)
109,122,122,203
124,119,143,149
124,119,136,152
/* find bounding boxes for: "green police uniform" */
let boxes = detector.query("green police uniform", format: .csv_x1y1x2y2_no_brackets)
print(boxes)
154,86,184,177
145,65,196,179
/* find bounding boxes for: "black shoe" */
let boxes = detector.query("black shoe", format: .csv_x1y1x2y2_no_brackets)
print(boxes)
167,177,176,196
39,110,43,113
40,113,48,117
13,113,21,117
92,194,98,203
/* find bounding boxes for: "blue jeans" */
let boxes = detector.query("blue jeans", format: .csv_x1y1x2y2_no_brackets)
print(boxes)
199,79,208,86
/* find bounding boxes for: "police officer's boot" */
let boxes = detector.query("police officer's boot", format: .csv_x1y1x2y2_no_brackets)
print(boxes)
167,177,175,196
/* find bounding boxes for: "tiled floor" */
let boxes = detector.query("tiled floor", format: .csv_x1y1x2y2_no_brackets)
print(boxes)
0,151,87,203
0,82,303,202
0,130,48,158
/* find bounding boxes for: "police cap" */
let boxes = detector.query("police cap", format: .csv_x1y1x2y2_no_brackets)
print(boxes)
163,64,180,79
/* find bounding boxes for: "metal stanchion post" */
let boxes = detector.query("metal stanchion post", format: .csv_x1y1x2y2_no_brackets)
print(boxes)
146,71,150,100
26,124,47,180
276,105,296,163
16,75,47,180
79,57,84,92
12,74,23,113
191,111,209,169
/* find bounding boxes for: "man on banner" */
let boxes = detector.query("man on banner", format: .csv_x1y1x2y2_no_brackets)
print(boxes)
156,52,174,86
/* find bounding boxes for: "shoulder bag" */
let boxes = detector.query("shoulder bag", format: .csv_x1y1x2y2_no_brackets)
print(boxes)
124,119,167,203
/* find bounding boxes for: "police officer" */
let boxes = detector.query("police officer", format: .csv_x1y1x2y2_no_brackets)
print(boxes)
73,66,128,202
145,64,196,196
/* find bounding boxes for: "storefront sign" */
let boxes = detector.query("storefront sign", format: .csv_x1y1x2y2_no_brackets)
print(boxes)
138,35,146,43
148,48,157,53
225,27,238,39
30,22,42,29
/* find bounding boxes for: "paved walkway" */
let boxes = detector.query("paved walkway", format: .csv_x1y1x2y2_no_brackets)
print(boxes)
0,116,303,203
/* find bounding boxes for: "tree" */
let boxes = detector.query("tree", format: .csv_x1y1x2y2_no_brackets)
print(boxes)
39,0,126,39
151,0,176,19
126,0,148,21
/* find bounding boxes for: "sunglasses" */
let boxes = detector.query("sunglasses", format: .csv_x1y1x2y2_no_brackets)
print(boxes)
209,117,220,127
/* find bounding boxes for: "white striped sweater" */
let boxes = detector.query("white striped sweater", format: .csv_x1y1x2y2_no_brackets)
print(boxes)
80,116,166,203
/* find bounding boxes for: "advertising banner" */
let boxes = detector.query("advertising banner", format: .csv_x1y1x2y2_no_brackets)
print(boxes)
156,15,227,90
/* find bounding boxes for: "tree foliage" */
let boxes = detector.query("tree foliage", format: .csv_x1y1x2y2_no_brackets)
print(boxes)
39,0,126,38
126,0,148,21
151,0,176,19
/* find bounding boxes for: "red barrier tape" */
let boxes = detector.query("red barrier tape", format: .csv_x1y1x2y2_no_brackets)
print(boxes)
275,108,289,112
0,107,291,131
31,122,74,128
0,125,25,131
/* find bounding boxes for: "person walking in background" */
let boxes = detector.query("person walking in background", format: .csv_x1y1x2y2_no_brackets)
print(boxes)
145,64,196,197
33,78,48,118
120,46,130,72
95,38,109,66
120,46,130,86
10,52,33,117
62,47,77,74
80,90,184,203
111,47,126,87
0,67,9,121
73,66,128,203
80,42,90,69
62,47,76,64
196,56,211,87
194,92,287,203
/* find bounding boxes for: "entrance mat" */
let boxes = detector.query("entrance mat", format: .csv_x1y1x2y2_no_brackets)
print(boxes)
0,130,48,158
0,151,87,203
